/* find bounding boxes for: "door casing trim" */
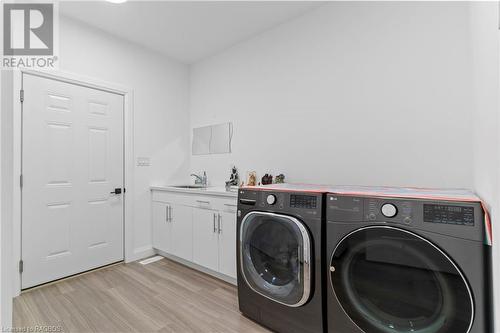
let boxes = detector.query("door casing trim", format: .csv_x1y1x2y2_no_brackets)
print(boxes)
12,69,135,296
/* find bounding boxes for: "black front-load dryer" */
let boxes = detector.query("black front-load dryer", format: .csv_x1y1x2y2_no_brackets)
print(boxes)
237,188,325,333
326,193,492,333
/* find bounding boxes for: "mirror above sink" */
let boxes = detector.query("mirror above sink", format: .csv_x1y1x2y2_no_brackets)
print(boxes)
192,122,232,155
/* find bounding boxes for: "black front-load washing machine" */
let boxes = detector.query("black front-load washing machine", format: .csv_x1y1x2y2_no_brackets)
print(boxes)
237,186,326,333
326,191,492,333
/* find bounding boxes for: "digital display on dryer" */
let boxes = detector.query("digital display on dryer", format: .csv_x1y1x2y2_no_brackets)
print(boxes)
423,204,474,226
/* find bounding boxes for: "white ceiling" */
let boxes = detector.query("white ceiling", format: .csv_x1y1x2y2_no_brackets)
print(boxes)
60,1,324,64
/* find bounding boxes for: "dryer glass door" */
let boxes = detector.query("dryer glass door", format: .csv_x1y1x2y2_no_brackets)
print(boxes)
240,212,311,307
330,226,473,333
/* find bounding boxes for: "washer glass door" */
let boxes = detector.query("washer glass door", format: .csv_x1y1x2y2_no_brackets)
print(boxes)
240,212,312,307
330,226,473,333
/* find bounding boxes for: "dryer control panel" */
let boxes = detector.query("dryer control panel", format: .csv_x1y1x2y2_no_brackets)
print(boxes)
326,194,485,242
327,195,416,224
327,195,480,226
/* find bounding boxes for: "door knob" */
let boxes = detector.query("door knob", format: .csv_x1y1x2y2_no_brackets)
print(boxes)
110,188,122,195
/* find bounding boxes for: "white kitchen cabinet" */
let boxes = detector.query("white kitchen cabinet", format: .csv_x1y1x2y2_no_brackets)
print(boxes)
151,187,237,283
192,205,237,279
192,207,219,271
218,209,237,278
170,203,193,261
152,201,171,253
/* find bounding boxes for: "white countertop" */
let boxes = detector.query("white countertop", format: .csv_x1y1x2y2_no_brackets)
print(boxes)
151,185,238,198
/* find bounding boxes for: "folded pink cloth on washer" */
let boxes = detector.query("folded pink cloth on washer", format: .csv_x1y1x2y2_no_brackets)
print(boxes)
244,183,492,246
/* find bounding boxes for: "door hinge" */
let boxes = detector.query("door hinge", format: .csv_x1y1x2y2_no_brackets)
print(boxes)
20,174,23,188
20,89,24,103
19,260,23,274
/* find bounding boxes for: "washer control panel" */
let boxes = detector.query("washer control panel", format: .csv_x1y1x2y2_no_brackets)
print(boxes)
238,190,321,214
290,194,317,209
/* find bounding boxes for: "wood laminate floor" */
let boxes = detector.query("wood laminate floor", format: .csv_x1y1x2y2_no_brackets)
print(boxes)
13,258,270,333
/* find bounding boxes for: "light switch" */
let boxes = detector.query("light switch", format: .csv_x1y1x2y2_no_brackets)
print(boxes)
137,157,151,167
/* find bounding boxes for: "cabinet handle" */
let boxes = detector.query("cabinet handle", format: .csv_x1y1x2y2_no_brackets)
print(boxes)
165,206,169,223
197,200,210,204
224,203,237,207
213,213,217,233
218,214,222,234
169,206,172,222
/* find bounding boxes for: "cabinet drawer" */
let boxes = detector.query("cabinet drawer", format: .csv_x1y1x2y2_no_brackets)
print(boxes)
193,196,236,211
152,191,203,206
220,201,238,213
152,190,237,211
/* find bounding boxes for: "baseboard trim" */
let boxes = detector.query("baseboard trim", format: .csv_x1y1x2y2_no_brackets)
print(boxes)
21,261,123,293
127,246,155,263
155,249,237,286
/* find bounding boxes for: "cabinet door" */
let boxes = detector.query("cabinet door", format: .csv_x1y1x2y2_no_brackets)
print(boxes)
152,201,171,253
192,207,219,272
218,209,237,278
170,203,193,261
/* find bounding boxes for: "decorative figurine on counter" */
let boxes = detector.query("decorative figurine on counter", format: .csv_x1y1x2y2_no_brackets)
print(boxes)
225,166,240,190
261,173,273,185
275,174,285,184
247,171,257,186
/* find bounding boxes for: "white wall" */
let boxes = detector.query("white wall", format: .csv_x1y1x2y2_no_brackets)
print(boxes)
189,2,475,188
0,16,190,326
59,17,191,258
190,1,500,327
469,1,500,329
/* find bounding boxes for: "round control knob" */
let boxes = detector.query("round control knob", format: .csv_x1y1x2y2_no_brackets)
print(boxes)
381,203,398,218
266,194,277,205
368,213,376,221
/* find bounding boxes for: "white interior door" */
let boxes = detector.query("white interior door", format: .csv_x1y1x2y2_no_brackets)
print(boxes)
22,73,124,289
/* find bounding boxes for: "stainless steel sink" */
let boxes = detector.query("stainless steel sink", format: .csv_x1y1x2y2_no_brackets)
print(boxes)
170,185,206,189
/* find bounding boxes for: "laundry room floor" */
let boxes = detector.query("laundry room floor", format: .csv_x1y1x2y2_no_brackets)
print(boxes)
13,258,269,332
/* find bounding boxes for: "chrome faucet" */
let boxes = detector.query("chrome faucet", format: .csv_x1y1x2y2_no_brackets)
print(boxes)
191,171,207,187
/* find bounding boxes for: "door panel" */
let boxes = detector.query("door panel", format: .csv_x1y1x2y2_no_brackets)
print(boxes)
171,204,193,261
22,74,124,289
330,226,473,333
240,211,312,307
219,210,237,278
193,207,219,271
152,202,171,253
